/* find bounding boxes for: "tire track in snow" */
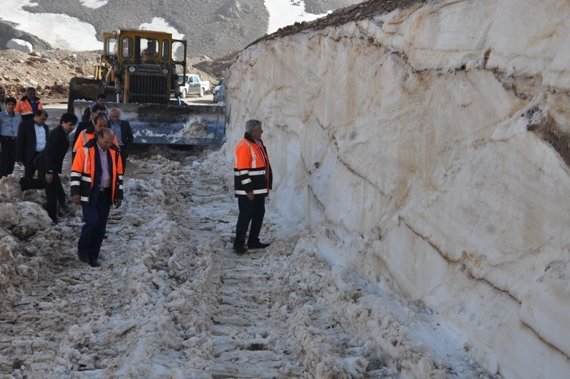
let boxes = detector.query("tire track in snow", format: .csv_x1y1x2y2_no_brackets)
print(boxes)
208,250,305,378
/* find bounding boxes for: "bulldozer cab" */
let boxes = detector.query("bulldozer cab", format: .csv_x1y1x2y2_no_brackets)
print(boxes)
68,29,225,147
99,29,187,103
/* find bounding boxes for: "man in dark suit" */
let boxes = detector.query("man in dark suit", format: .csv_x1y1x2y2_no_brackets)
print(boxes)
16,109,49,190
108,107,134,170
38,112,78,224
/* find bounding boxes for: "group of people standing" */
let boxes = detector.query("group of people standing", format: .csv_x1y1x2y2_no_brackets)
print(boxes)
3,85,275,265
0,86,132,268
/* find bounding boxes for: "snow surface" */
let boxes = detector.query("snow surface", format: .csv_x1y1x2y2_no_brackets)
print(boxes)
0,0,100,50
79,0,109,9
265,0,328,34
0,142,493,377
139,17,185,40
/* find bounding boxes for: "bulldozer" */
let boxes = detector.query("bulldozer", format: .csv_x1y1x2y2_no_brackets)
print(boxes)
67,29,225,146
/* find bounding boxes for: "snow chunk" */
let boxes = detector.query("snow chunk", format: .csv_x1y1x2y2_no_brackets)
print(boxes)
79,0,109,9
6,38,33,53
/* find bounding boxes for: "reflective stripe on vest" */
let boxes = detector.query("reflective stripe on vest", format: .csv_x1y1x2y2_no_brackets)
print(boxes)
235,189,268,195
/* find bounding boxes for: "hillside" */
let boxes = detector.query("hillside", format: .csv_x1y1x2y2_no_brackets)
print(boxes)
0,49,225,102
1,0,362,58
0,49,98,101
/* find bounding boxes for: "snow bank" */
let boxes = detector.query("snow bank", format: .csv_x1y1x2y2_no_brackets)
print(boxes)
224,0,570,377
0,175,63,305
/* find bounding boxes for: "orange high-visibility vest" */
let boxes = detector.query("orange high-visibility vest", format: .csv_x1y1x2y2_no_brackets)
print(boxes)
234,136,272,197
70,138,124,204
15,98,43,114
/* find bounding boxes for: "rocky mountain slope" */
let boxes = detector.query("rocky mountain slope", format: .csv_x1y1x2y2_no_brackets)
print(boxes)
0,49,98,101
1,0,362,58
0,0,365,100
0,48,226,102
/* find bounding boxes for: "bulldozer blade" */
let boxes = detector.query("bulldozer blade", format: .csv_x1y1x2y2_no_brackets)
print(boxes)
72,101,226,146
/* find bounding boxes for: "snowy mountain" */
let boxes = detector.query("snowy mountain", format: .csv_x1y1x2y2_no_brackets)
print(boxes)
0,0,362,57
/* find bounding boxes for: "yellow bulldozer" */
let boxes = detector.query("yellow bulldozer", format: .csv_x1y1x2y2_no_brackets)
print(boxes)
67,29,225,145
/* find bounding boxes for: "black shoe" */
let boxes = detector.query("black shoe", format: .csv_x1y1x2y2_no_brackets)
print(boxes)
248,241,270,249
88,260,100,268
233,245,247,254
78,253,89,263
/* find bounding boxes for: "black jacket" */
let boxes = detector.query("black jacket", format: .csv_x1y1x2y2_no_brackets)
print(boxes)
37,126,69,175
16,119,49,165
72,120,94,148
116,120,134,150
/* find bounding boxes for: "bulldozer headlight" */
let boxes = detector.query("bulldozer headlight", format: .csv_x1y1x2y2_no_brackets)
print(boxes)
128,66,136,73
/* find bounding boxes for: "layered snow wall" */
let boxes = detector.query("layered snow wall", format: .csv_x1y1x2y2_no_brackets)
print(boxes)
224,1,570,378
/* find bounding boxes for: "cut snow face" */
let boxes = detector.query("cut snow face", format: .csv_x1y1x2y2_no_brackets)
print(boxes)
223,0,570,378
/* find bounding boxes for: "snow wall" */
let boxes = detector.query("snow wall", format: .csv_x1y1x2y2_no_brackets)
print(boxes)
224,1,570,378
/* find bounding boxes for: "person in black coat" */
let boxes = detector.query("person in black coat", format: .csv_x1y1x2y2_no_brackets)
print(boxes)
37,113,78,224
108,107,134,170
16,109,49,190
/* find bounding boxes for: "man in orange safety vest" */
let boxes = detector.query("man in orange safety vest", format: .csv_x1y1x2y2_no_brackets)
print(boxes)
233,119,273,254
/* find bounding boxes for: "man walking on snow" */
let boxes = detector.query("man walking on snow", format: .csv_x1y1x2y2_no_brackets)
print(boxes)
233,119,273,254
71,128,123,267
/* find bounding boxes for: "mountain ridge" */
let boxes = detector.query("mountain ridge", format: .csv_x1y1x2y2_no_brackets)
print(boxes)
1,0,361,58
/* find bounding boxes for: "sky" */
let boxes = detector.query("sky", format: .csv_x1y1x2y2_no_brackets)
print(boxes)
0,0,326,50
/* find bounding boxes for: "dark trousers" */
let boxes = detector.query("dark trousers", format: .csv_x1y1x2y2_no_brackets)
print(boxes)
78,189,111,264
0,136,17,177
20,153,44,190
235,196,265,247
44,174,66,223
120,149,128,171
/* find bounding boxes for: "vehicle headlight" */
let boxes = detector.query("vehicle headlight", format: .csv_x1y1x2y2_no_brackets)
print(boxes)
162,68,169,75
128,66,136,73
